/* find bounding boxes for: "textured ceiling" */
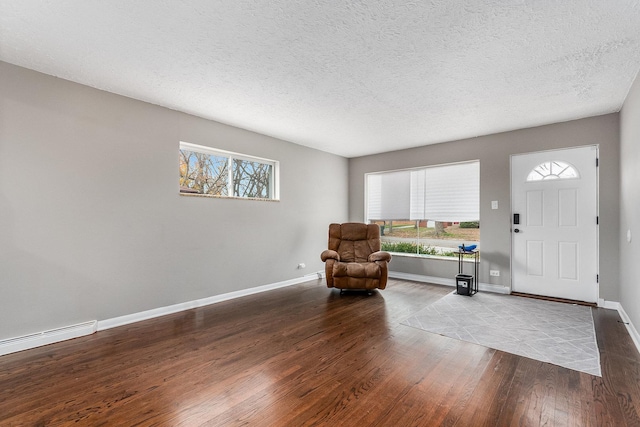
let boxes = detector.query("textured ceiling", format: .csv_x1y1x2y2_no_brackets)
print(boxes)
1,1,640,157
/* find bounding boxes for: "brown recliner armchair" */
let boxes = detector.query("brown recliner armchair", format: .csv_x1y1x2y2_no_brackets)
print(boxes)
320,223,392,293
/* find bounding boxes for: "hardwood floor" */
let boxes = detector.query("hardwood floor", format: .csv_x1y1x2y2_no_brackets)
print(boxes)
1,279,640,426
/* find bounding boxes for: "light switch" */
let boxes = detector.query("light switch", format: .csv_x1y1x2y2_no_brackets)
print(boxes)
491,200,499,210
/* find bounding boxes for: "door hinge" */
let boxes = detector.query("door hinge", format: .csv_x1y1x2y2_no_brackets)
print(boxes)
596,216,599,224
597,274,599,283
596,158,599,167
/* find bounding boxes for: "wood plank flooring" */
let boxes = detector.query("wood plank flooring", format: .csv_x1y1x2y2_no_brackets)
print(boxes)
1,279,640,426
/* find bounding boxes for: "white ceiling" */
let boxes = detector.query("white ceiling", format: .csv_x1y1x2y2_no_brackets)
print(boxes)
1,1,640,158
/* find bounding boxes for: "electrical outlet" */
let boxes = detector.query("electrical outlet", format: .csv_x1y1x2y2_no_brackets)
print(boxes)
491,200,499,210
490,270,500,277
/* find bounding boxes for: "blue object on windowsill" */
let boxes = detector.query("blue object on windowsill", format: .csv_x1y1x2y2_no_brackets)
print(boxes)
459,244,477,252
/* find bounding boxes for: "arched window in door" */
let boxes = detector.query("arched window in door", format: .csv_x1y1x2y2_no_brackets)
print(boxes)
526,161,579,182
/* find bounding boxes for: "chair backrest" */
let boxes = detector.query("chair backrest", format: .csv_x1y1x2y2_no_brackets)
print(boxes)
328,223,381,263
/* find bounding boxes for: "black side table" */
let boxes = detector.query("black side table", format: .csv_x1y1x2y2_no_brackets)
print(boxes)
455,250,479,296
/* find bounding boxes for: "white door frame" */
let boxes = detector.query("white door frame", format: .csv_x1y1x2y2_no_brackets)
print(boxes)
510,145,599,302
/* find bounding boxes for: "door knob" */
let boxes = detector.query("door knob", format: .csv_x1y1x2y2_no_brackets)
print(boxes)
514,228,520,233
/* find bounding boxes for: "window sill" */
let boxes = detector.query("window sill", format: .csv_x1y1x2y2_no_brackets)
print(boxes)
179,193,279,202
387,252,478,262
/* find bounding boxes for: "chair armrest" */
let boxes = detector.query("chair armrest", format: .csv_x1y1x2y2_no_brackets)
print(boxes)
369,251,392,262
321,249,340,262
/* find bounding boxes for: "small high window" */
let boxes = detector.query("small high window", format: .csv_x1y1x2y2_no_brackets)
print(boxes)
179,142,279,200
526,161,578,182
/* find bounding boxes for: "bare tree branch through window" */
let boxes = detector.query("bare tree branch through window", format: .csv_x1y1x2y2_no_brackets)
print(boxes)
179,143,277,200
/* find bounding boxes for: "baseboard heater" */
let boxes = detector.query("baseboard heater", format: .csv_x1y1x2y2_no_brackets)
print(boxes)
0,320,97,356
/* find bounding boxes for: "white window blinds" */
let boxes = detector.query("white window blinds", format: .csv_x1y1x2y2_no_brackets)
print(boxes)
366,161,479,222
366,170,411,220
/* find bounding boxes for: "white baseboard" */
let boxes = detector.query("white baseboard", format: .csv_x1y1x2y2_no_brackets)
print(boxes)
0,321,97,357
616,303,640,357
0,273,322,357
388,271,510,294
597,298,620,310
97,274,319,331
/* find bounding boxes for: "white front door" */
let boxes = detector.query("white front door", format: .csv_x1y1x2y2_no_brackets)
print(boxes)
511,146,598,303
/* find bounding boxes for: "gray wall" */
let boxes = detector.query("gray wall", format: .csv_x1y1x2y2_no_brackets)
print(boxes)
620,71,640,328
349,114,620,301
0,62,348,340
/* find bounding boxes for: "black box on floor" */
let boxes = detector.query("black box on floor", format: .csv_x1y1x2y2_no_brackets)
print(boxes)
456,274,473,296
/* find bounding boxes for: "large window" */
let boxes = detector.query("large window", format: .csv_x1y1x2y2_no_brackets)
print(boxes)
179,142,279,200
366,161,480,257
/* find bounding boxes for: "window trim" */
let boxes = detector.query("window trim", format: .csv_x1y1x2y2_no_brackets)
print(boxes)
179,141,280,201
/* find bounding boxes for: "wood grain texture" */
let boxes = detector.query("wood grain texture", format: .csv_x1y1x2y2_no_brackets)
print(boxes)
1,279,640,426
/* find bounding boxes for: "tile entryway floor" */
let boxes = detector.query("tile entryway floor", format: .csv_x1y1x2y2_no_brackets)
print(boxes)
402,291,601,376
